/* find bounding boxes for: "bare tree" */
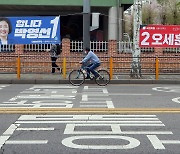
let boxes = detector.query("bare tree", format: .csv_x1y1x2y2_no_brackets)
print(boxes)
124,15,133,40
142,2,154,24
156,0,180,25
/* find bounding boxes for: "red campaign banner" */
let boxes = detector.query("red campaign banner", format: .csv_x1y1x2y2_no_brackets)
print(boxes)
139,25,180,48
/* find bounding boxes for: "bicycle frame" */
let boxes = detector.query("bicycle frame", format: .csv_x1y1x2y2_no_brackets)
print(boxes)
81,63,99,79
69,63,110,86
74,68,84,79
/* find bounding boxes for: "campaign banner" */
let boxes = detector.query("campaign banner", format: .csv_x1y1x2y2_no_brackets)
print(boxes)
139,25,180,48
0,16,60,45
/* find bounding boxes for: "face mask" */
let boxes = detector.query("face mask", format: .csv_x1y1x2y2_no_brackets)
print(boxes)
84,51,87,54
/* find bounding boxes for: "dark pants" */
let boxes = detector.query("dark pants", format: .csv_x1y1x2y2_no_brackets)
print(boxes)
86,62,100,77
51,57,60,73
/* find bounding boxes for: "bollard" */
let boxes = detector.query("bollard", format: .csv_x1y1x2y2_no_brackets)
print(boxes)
155,57,159,80
63,57,66,79
17,56,21,79
109,57,113,80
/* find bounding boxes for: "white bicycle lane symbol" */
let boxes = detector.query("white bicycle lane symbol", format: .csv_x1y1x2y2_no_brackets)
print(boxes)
152,86,180,104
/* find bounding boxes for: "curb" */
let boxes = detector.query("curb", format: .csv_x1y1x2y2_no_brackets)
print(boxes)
0,79,179,84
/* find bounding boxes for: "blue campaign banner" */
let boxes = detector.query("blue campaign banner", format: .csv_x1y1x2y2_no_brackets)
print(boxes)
0,16,60,45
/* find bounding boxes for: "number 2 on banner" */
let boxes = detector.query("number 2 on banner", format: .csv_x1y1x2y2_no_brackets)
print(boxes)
50,17,59,38
141,32,150,46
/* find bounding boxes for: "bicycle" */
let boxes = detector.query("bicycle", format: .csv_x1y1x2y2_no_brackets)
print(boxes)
69,64,110,86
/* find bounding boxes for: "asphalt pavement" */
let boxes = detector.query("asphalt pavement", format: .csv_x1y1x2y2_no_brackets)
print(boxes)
0,73,179,84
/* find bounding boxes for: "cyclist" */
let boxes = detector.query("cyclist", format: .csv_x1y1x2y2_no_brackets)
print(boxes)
79,47,101,79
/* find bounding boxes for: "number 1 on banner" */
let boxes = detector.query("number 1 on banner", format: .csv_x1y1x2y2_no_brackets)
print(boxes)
50,17,59,38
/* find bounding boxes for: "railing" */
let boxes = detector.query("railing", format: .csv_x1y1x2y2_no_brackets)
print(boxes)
0,45,15,52
24,44,52,52
163,48,180,53
0,55,179,80
70,41,158,53
117,42,133,53
70,41,108,52
0,43,180,53
70,41,83,52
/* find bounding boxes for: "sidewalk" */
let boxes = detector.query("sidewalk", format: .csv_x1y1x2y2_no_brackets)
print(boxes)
0,73,179,84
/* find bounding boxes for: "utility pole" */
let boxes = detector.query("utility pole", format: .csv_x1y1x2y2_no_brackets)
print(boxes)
83,0,90,54
130,0,142,78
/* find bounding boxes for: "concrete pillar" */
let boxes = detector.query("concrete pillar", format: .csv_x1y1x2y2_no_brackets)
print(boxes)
108,6,124,41
108,7,117,40
119,6,124,41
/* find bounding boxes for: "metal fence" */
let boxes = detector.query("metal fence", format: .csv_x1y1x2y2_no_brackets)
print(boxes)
70,41,108,52
117,42,133,53
0,43,179,53
0,55,179,79
0,45,15,52
70,41,161,53
24,44,52,52
163,48,180,53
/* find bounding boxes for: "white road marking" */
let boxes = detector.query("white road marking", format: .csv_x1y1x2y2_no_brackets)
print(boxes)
17,115,158,120
17,128,55,131
6,140,48,144
82,95,88,101
62,135,140,149
147,135,180,149
152,87,180,93
0,136,10,148
103,89,108,94
64,123,170,135
80,100,114,108
16,121,163,124
109,93,151,95
172,97,180,104
29,85,77,89
16,95,75,99
0,84,10,90
81,86,113,108
0,114,179,150
3,124,20,135
84,86,88,89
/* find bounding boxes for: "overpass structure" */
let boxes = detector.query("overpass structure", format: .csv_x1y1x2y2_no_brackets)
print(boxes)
0,0,134,41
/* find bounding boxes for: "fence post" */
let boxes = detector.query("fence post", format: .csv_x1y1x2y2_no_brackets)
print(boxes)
63,57,66,79
109,57,113,79
17,56,21,79
155,57,159,80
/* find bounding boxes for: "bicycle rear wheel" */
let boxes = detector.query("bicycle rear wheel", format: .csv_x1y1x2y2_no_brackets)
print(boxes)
69,69,85,86
95,69,110,86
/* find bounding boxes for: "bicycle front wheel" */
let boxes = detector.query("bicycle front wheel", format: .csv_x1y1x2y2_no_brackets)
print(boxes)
95,69,110,86
69,69,85,86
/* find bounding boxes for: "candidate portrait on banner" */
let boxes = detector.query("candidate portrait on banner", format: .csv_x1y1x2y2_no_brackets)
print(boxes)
0,17,13,45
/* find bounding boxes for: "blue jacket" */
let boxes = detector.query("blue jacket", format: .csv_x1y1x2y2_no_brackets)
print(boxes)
82,51,100,64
